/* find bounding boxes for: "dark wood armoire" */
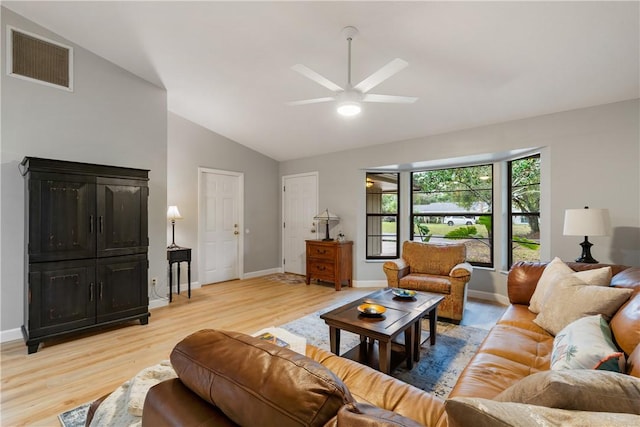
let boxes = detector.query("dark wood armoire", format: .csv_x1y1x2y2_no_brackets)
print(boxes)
21,157,150,353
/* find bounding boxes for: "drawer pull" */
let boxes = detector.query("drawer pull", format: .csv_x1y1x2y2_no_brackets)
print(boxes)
317,266,326,271
316,249,327,254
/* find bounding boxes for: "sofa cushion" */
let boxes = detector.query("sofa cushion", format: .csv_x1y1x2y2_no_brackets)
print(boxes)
529,257,611,314
445,397,640,427
496,305,549,335
448,325,553,400
399,274,451,294
494,369,640,414
551,314,624,372
533,275,633,335
170,330,353,427
402,241,465,276
306,345,447,427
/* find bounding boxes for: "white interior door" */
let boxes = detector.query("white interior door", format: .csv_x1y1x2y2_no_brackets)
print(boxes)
283,173,318,274
199,168,243,284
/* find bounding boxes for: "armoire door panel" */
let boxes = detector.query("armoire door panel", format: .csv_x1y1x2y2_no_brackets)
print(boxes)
28,259,96,337
28,175,96,262
96,254,148,323
96,178,149,257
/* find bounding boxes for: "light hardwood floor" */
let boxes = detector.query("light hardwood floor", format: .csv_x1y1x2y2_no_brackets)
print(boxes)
0,276,505,426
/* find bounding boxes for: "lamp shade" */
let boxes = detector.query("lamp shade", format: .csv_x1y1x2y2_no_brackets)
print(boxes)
314,209,339,221
563,207,610,236
167,205,183,221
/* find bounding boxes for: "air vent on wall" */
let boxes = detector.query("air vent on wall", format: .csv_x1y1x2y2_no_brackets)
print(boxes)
7,27,73,91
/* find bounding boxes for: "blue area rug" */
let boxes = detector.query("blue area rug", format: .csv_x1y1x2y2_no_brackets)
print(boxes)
281,305,488,398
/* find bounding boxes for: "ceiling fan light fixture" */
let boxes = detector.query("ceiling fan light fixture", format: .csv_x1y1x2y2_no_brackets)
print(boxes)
337,101,361,116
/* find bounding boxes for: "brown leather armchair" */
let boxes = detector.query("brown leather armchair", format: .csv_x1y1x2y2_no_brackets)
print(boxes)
383,241,473,323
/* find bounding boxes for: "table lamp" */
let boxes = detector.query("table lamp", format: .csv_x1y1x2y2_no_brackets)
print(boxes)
314,209,340,241
167,205,183,249
563,206,610,263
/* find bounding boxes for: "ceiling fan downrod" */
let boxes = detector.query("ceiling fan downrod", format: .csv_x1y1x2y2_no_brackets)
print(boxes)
342,26,359,88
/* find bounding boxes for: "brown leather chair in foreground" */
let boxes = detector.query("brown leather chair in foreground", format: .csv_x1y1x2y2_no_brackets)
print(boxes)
383,241,473,323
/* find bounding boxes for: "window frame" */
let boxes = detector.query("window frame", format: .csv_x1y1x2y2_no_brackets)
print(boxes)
365,172,400,260
507,154,541,267
410,164,494,268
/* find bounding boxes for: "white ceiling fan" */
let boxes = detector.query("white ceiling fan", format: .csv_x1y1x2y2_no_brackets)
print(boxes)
287,26,418,117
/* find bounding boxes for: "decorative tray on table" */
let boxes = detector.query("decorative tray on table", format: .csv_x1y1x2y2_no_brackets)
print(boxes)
357,303,387,317
392,288,417,299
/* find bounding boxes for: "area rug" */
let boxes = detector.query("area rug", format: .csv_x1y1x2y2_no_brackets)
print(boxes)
265,273,306,285
280,305,488,398
58,402,90,427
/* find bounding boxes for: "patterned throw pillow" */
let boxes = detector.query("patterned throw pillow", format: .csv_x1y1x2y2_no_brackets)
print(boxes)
551,314,624,372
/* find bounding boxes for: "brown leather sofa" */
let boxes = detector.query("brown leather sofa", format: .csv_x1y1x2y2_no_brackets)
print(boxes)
449,261,640,400
382,241,473,323
87,261,640,426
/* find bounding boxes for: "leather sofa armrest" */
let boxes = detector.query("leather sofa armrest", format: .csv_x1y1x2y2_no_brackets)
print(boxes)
507,261,547,304
450,262,472,279
383,259,410,288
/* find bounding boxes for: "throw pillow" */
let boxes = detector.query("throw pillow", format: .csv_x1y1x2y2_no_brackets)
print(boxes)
126,360,177,416
532,275,632,335
494,369,640,414
528,257,612,313
170,329,353,427
550,314,624,372
445,397,640,427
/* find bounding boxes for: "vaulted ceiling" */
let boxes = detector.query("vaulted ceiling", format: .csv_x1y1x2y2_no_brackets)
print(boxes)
5,1,639,161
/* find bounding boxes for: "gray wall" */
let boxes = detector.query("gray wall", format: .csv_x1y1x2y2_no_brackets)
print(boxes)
167,112,280,288
1,8,168,336
279,100,640,300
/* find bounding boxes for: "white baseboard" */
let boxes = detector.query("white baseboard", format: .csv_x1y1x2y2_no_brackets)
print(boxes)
352,280,387,288
1,328,22,343
242,267,282,279
149,298,169,309
468,289,510,305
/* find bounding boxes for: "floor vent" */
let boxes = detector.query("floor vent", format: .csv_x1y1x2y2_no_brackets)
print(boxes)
7,27,73,91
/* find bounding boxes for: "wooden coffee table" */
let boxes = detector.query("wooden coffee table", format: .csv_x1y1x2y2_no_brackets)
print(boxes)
319,289,444,374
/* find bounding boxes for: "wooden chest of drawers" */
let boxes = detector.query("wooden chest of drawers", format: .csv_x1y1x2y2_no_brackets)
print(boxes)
305,240,353,291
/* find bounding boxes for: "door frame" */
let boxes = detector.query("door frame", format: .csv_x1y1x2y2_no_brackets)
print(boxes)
197,167,245,283
281,171,319,273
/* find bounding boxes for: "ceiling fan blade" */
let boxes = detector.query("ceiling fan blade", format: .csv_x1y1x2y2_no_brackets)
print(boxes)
363,94,418,104
286,97,335,106
291,64,343,92
354,58,409,93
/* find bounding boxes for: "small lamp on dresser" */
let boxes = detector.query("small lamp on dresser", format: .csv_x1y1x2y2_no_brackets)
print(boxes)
314,209,340,241
167,205,183,249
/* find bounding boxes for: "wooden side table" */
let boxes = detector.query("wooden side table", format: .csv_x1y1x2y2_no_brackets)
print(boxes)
167,247,191,302
305,240,353,291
